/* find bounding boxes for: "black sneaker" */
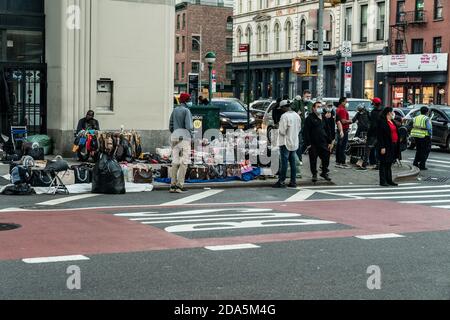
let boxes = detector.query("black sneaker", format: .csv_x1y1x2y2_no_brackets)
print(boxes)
312,174,318,183
320,173,332,181
169,186,177,193
287,182,297,188
272,182,286,188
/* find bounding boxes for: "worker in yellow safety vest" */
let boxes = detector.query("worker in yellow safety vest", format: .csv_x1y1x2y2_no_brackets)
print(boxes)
411,106,432,170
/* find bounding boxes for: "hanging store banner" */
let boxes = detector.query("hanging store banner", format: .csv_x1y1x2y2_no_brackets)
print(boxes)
376,53,448,73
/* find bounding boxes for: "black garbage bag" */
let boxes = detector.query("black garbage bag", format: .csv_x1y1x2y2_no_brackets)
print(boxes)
92,154,126,194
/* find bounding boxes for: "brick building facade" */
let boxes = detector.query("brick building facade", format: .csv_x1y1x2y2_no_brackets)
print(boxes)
384,0,449,106
174,1,233,100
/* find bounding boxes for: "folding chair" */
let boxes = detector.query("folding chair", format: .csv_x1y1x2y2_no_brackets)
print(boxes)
44,158,70,195
10,126,27,151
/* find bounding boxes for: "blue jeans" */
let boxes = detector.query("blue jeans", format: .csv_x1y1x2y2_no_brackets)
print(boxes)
336,130,349,164
279,145,297,184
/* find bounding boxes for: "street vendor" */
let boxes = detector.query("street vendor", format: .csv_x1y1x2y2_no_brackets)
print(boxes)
76,110,100,134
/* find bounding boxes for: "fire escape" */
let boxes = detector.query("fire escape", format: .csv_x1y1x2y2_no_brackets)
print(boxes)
389,10,427,54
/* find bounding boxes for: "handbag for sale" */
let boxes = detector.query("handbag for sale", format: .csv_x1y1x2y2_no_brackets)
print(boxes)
160,165,171,179
57,170,76,185
208,165,226,180
73,166,92,184
188,166,208,180
226,164,242,178
133,168,153,184
31,170,52,187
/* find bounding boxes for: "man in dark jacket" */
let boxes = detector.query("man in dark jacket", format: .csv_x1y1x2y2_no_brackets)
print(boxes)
76,110,100,134
304,101,333,183
367,97,384,167
353,105,370,138
272,98,283,126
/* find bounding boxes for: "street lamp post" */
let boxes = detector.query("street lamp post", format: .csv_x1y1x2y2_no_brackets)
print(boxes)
191,26,203,104
205,51,216,103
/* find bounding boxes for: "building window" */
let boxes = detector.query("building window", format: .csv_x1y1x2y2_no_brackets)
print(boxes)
397,1,406,23
182,13,186,29
237,28,243,54
246,26,253,47
226,38,233,55
258,0,263,9
345,7,352,41
177,15,180,30
415,0,425,21
191,61,200,73
274,23,280,52
239,0,243,13
433,37,442,53
175,63,179,80
248,0,252,11
176,36,180,53
364,62,375,100
434,0,443,19
377,2,385,41
395,39,404,54
264,25,269,53
326,15,333,48
182,36,186,52
257,26,262,53
192,35,200,52
300,19,306,50
181,62,185,79
286,21,292,51
227,17,233,31
360,5,368,43
411,38,423,54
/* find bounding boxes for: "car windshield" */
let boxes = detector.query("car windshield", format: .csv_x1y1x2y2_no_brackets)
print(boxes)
443,109,450,119
348,101,372,112
214,100,247,113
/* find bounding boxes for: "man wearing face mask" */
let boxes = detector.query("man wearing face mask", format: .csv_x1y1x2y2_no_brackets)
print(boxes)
292,90,312,163
367,97,384,169
304,102,333,183
335,97,352,168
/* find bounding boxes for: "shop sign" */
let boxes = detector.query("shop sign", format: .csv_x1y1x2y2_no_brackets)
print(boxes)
395,77,422,83
377,53,448,73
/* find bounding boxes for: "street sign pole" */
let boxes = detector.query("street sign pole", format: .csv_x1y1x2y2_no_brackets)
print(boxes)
317,0,324,101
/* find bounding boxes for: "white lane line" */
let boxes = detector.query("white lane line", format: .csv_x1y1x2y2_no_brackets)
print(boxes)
355,234,405,240
348,189,450,196
401,200,450,204
22,255,90,264
369,194,450,200
205,244,260,251
285,189,316,202
408,158,450,165
142,213,299,224
0,207,27,212
160,189,224,206
434,205,450,209
36,194,100,206
311,185,450,193
302,183,418,190
407,159,450,169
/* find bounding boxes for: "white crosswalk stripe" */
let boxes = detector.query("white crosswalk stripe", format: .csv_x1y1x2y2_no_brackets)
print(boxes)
305,183,450,211
406,158,450,169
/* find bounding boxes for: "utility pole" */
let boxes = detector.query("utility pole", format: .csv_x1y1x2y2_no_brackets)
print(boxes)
199,25,202,102
317,0,324,101
246,44,251,128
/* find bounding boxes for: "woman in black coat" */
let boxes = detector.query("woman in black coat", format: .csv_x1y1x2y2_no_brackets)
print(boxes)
377,107,401,187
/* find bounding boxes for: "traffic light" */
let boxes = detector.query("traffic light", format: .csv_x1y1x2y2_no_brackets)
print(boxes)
292,57,317,77
327,0,347,6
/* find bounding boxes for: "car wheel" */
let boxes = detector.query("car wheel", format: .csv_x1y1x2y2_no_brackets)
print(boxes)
446,136,450,152
407,136,416,150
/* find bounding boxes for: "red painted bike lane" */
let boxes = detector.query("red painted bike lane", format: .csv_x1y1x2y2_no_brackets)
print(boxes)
1,200,450,261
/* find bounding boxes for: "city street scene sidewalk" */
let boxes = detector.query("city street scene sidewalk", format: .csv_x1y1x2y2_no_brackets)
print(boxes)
1,0,450,310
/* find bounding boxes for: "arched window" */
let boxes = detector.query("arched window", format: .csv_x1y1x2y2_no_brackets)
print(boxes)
274,23,280,52
248,0,252,11
300,19,306,50
328,15,333,48
263,25,268,53
257,26,262,53
246,26,253,49
237,28,243,54
286,20,292,51
226,17,233,31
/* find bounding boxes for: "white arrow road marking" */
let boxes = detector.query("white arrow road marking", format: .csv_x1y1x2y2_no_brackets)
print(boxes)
161,189,224,206
36,194,100,206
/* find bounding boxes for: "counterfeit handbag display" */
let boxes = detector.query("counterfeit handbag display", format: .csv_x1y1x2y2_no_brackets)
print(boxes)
133,167,153,184
188,165,208,180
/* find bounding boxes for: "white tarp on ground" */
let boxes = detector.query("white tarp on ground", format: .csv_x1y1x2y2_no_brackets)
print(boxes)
1,182,153,195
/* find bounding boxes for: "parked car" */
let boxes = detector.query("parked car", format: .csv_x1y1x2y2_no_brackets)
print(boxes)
404,105,450,151
250,99,272,129
211,98,256,131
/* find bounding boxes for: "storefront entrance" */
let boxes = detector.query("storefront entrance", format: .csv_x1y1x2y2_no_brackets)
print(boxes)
392,83,443,107
0,64,47,135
